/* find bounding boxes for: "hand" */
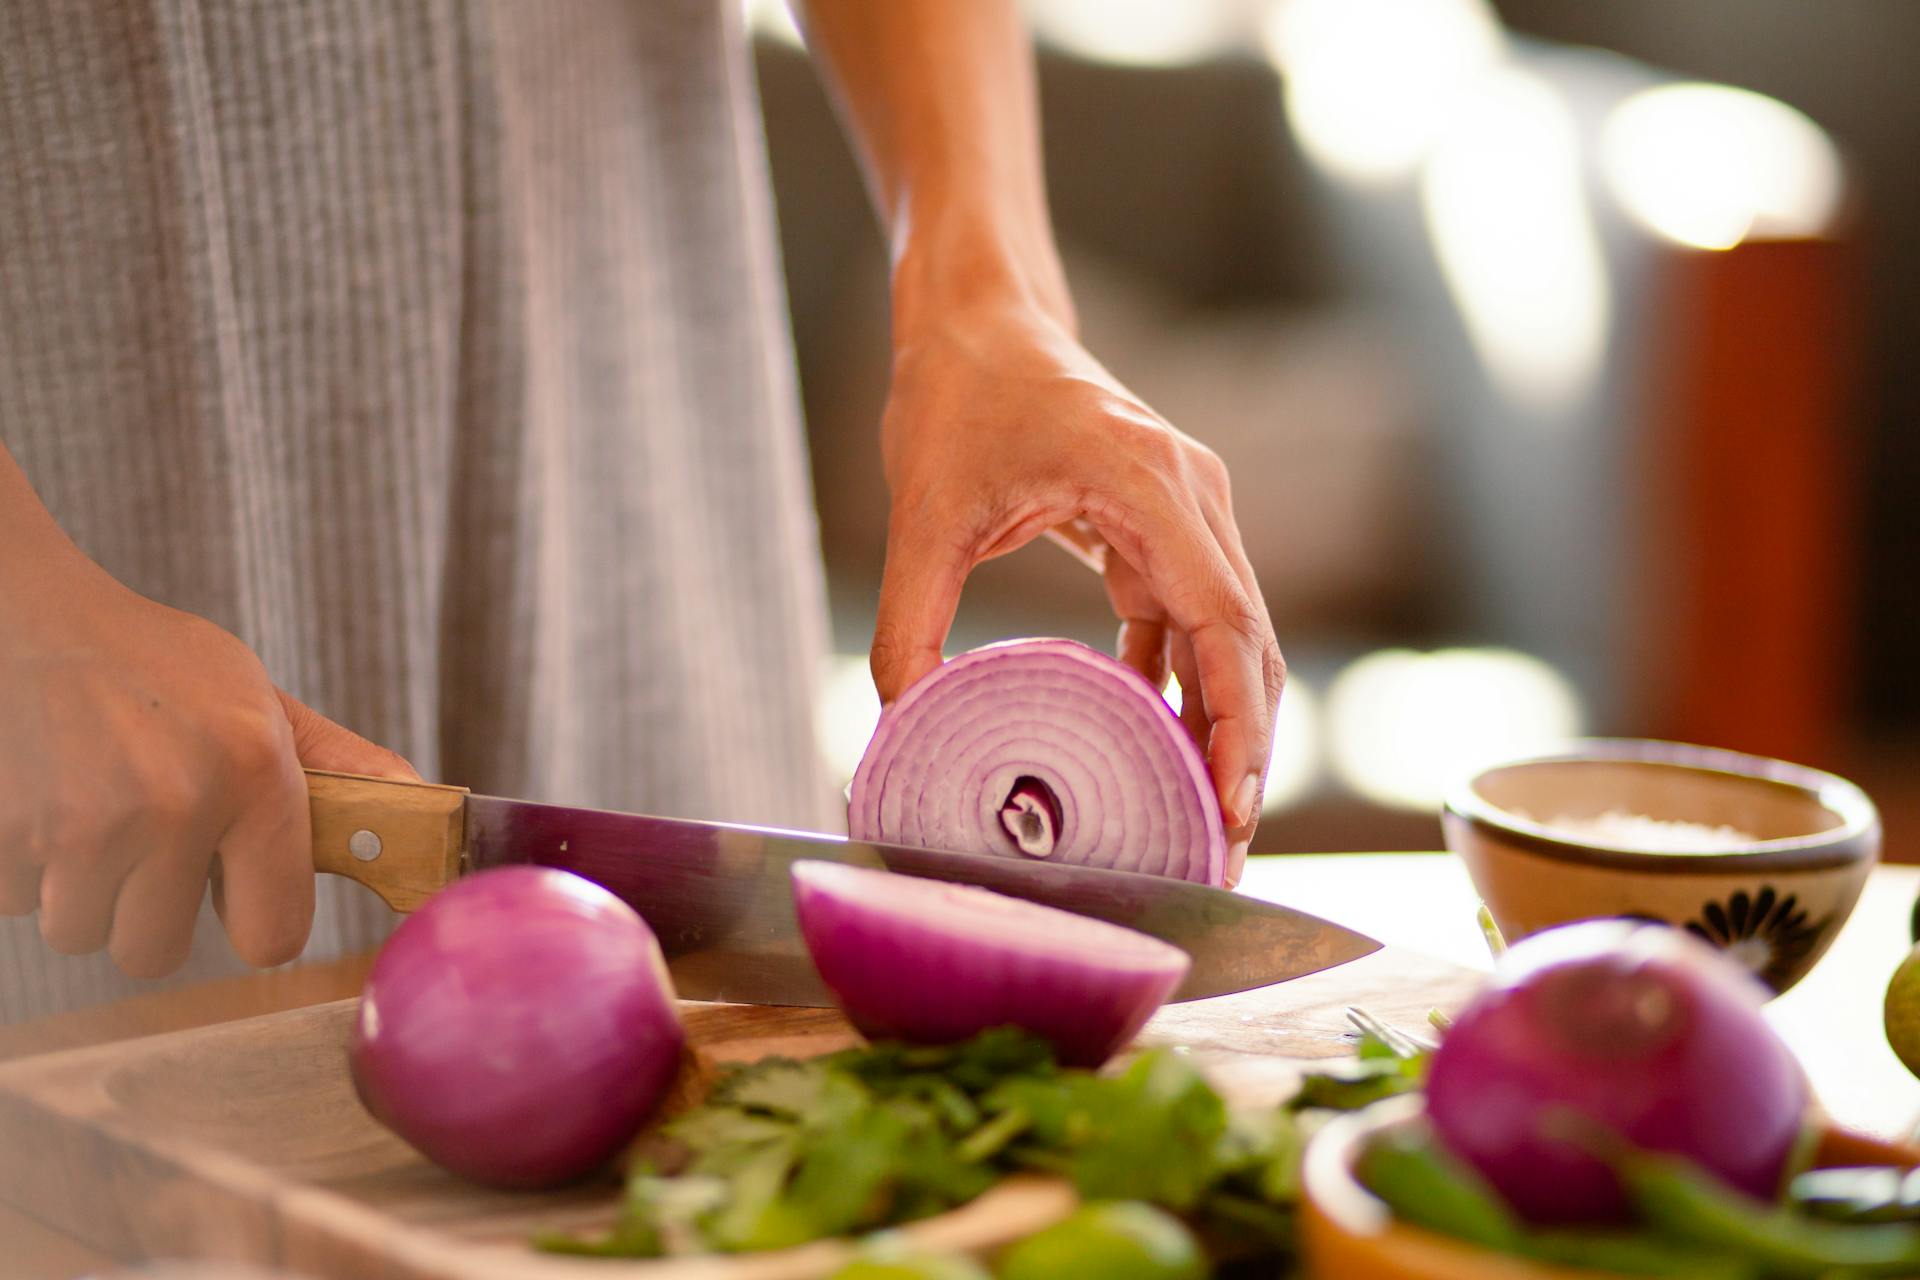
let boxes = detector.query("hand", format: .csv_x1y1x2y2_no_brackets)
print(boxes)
0,559,417,978
868,301,1284,886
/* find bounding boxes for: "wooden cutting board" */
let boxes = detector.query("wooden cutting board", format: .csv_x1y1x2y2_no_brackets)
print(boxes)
0,948,1478,1279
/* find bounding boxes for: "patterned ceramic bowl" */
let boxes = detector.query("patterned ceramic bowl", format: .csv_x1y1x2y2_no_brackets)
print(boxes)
1442,740,1880,994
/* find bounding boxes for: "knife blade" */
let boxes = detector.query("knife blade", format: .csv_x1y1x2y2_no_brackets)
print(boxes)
305,770,1380,1005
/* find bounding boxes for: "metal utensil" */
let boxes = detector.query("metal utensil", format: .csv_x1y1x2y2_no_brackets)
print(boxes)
307,770,1381,1006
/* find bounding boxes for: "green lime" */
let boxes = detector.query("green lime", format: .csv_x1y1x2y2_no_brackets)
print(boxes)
829,1252,992,1280
1885,943,1920,1078
997,1202,1205,1280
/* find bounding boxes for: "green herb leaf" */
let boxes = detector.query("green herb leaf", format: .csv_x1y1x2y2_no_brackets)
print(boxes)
533,1029,1317,1265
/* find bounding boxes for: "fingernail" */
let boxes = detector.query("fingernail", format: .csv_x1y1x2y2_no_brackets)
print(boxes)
1226,839,1249,890
1230,773,1261,828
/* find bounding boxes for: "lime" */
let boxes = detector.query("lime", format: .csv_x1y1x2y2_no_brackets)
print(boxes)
829,1252,991,1280
997,1202,1205,1280
1885,943,1920,1079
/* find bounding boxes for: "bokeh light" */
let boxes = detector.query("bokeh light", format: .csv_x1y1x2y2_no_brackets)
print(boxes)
1264,676,1320,812
815,653,882,786
1600,83,1843,251
1172,671,1321,812
744,0,804,47
1421,66,1611,410
1026,0,1248,68
1262,0,1506,185
1326,647,1584,810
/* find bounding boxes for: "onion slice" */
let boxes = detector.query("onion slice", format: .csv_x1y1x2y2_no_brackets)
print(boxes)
791,859,1191,1066
849,639,1226,885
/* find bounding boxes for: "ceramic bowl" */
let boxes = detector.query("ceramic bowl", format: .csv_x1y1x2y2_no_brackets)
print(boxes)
1300,1097,1920,1280
1442,740,1879,993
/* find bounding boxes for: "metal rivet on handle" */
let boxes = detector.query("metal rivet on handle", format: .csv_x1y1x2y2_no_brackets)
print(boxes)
349,829,383,862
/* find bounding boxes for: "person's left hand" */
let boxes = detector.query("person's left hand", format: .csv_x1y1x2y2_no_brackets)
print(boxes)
867,299,1284,887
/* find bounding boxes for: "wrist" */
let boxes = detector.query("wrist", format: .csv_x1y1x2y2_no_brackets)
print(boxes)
888,197,1076,345
0,481,119,627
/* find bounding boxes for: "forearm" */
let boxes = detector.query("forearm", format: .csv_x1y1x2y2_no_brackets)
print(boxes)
793,0,1074,338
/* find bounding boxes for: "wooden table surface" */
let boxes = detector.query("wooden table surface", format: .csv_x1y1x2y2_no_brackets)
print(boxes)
3,851,1916,1278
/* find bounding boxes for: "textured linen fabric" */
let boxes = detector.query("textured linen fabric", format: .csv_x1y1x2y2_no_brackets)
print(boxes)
0,0,837,1021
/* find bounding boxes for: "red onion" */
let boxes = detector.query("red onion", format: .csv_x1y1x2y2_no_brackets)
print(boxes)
348,866,685,1188
1426,919,1807,1224
791,859,1190,1066
849,639,1226,885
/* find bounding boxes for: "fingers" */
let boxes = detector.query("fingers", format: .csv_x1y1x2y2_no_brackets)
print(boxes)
213,719,315,968
0,857,40,917
1172,627,1251,889
1106,504,1272,832
108,841,216,979
1196,495,1285,729
1104,552,1172,693
1226,835,1249,890
37,842,134,955
1192,490,1284,888
1169,629,1210,751
871,514,971,706
277,689,420,780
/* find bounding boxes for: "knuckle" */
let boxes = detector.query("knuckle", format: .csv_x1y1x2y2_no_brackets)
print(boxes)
221,708,291,781
1127,423,1185,475
1216,594,1269,648
30,796,109,864
1189,443,1231,493
1264,642,1288,698
868,626,916,683
132,760,200,830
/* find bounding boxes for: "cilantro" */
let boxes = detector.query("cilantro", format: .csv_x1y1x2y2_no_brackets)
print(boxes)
1060,1051,1226,1210
1288,1030,1429,1113
535,1026,1409,1263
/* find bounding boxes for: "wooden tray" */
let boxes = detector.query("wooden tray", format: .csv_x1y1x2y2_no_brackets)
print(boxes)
0,948,1477,1278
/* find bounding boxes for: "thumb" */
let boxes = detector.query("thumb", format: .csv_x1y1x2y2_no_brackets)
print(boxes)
275,689,422,781
870,516,969,705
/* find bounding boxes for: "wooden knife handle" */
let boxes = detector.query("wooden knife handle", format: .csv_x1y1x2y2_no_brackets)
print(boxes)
305,769,469,913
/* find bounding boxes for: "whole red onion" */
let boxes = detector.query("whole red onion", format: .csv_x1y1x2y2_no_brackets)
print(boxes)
349,866,685,1188
850,639,1225,885
1425,919,1807,1224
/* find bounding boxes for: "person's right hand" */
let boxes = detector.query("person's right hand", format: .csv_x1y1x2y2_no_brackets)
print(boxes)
0,565,416,979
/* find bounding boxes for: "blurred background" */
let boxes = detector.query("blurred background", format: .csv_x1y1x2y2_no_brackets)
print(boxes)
749,0,1919,859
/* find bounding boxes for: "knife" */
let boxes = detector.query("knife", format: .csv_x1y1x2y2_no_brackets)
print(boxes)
304,769,1380,1006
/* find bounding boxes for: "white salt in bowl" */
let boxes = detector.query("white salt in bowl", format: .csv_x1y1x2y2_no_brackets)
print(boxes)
1443,739,1880,994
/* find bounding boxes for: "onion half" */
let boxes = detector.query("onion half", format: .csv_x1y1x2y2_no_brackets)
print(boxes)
1426,919,1807,1225
849,639,1226,885
348,866,685,1188
792,859,1190,1066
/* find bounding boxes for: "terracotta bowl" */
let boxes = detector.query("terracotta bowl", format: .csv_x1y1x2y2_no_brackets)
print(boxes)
1442,740,1879,994
1300,1096,1920,1280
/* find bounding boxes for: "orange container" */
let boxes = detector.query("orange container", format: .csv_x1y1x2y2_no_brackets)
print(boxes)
1300,1097,1920,1280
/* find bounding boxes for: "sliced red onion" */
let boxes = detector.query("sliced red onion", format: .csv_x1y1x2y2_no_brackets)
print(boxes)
348,866,685,1189
849,639,1226,885
791,859,1191,1066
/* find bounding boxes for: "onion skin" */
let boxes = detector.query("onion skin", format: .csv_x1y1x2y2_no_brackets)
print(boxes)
1425,919,1807,1225
849,639,1226,886
791,859,1190,1066
348,866,685,1189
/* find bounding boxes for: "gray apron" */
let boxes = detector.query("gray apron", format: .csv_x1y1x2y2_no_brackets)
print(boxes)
0,0,836,1021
